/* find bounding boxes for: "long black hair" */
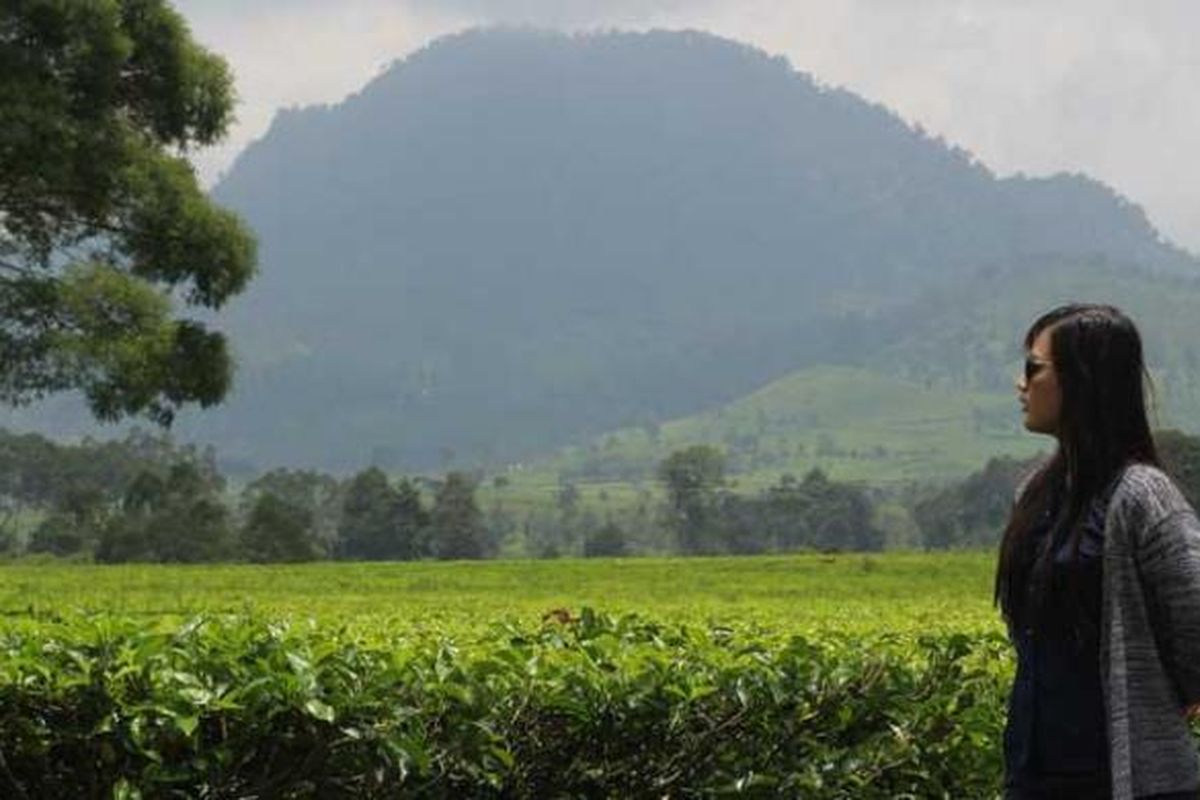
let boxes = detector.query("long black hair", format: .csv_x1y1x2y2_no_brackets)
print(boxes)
995,304,1159,629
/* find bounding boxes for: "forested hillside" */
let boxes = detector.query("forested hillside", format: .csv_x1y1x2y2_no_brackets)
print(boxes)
552,258,1200,484
13,28,1198,473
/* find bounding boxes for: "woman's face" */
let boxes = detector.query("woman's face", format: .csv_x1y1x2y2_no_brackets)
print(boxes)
1018,327,1062,436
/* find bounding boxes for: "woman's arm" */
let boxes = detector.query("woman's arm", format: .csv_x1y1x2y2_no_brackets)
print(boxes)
1136,505,1200,708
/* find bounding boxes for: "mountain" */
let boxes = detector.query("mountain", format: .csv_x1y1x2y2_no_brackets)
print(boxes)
14,27,1200,472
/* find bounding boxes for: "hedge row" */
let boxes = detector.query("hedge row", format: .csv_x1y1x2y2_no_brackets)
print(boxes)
0,611,1011,798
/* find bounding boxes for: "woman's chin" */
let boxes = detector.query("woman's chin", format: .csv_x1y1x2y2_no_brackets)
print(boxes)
1022,416,1044,434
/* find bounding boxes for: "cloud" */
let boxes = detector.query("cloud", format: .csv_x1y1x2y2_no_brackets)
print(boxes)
398,0,715,27
176,0,470,185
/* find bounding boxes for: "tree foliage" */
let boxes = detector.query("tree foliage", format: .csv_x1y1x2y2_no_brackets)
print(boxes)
910,434,1200,550
430,471,488,560
720,469,884,554
97,461,233,562
766,469,882,552
1,426,221,555
655,447,883,554
583,520,628,557
242,468,342,553
338,468,429,561
658,445,727,554
911,456,1040,549
0,0,256,423
241,493,320,563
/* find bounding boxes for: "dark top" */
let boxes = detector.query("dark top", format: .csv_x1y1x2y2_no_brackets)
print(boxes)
1005,495,1110,796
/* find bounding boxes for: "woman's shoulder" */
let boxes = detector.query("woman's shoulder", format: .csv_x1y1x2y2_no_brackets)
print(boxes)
1109,462,1194,526
1114,463,1183,498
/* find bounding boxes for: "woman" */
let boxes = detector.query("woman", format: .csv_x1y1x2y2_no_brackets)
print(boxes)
997,303,1200,799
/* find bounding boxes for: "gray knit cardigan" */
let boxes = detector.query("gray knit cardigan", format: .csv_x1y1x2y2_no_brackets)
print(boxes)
1099,464,1200,798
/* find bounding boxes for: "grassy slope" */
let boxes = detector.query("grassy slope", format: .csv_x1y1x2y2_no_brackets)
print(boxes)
468,366,1044,553
542,365,1044,487
527,261,1200,496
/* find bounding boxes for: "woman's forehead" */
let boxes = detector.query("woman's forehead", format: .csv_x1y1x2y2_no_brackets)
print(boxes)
1028,327,1055,356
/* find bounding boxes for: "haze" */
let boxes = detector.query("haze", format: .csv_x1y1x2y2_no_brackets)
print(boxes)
174,0,1200,252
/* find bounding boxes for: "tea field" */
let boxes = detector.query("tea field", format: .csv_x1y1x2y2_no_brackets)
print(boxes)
0,552,1001,634
0,553,1017,798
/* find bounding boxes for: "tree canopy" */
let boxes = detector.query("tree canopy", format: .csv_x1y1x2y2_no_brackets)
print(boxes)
0,0,256,424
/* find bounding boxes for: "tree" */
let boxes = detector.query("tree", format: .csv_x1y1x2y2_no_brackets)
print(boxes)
0,429,62,545
338,468,428,560
0,427,223,553
429,471,487,560
26,483,108,557
657,445,726,554
911,489,960,551
96,471,161,562
554,479,582,555
912,455,1040,549
1,0,256,424
584,520,628,558
758,473,812,552
97,461,233,562
242,468,342,553
240,493,319,563
733,470,883,554
795,469,881,552
720,502,763,553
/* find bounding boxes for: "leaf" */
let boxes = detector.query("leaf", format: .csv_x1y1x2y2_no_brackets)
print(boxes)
174,714,199,737
287,652,312,674
304,698,335,723
112,779,144,800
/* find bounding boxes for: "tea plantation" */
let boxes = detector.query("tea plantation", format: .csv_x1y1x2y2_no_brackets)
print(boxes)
2,554,1017,797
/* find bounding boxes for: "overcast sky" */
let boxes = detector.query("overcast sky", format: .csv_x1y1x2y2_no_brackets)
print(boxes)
175,0,1200,252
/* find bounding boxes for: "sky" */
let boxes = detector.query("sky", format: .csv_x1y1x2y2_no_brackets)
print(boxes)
175,0,1200,252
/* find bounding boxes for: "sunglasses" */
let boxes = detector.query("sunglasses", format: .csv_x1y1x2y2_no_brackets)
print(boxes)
1023,357,1051,382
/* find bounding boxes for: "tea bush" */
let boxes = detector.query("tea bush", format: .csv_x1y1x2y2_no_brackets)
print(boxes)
0,610,1011,798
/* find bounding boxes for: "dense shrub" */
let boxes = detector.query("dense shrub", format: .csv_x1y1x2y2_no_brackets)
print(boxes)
0,611,1016,798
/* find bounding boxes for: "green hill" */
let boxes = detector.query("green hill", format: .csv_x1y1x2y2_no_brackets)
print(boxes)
547,258,1200,487
862,257,1200,410
548,365,1042,485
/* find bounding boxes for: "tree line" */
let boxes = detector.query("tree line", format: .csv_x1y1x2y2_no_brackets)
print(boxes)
5,428,1199,562
908,429,1200,549
0,428,492,562
656,445,882,554
0,430,886,562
